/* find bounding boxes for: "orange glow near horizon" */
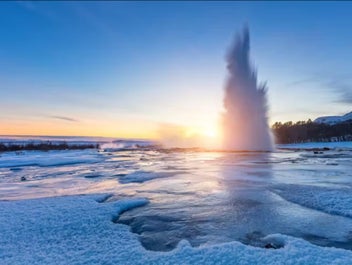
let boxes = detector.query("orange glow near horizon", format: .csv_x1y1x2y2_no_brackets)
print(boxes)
156,120,222,149
0,118,227,149
0,116,223,146
0,119,159,139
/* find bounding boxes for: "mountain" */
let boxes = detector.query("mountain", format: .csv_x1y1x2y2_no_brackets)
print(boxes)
314,111,352,125
272,111,352,144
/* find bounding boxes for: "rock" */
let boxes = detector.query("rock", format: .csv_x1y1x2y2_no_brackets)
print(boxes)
264,243,277,249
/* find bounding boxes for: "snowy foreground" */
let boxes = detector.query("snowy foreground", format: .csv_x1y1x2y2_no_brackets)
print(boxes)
1,141,352,264
1,195,352,265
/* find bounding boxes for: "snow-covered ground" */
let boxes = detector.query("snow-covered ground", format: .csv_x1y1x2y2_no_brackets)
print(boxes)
278,141,352,150
1,141,352,264
0,149,104,168
2,195,352,265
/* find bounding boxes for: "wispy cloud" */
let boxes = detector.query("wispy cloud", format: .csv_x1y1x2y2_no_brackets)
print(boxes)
284,77,321,88
325,79,352,104
49,116,79,122
285,73,352,104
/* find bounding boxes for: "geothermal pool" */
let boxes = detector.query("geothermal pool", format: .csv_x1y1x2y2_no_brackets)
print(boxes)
1,144,352,253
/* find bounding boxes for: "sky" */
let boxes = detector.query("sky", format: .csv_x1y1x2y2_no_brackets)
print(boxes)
1,1,352,139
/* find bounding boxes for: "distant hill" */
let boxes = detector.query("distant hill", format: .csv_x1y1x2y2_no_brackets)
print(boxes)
314,111,352,125
272,111,352,144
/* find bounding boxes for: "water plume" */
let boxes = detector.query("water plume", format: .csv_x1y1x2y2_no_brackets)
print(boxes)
222,26,273,151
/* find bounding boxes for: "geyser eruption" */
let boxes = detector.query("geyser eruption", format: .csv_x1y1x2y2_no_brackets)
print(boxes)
223,27,273,151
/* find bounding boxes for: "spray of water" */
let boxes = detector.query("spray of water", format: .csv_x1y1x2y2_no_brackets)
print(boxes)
223,26,273,151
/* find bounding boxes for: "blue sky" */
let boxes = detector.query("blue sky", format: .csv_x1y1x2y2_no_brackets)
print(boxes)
1,1,352,137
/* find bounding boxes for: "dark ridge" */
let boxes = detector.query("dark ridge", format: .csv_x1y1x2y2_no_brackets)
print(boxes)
272,119,352,144
0,141,100,152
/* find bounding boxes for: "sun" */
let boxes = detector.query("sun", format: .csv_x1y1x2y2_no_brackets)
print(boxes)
183,124,220,139
185,120,221,140
203,127,217,138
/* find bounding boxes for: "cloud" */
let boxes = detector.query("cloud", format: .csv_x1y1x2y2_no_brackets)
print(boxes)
284,77,321,88
339,90,352,103
324,79,352,104
285,73,352,104
49,116,79,122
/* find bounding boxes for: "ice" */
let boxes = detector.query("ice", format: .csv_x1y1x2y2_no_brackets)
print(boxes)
117,170,183,184
1,194,352,265
1,146,352,263
0,150,104,168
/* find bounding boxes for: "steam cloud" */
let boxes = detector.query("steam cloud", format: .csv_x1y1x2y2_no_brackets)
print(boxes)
222,26,273,151
157,123,213,149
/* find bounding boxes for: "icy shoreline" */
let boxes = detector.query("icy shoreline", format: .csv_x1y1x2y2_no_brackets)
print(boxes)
1,143,352,264
1,194,352,265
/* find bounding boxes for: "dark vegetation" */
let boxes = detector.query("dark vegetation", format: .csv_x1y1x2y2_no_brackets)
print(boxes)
272,119,352,144
0,142,99,152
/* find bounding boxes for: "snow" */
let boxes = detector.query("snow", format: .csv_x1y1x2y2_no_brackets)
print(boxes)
1,194,352,265
314,115,344,125
273,184,352,218
0,150,104,168
314,111,352,125
100,140,155,151
1,147,352,263
278,141,352,150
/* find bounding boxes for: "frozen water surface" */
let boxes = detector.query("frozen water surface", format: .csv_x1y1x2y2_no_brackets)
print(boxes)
1,142,352,257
